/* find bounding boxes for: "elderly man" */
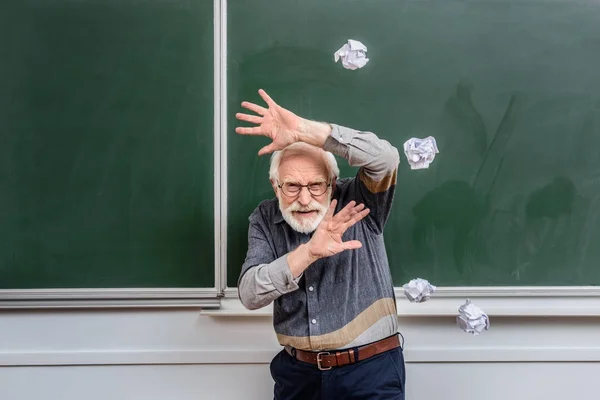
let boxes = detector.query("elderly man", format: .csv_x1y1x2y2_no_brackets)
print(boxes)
236,89,405,400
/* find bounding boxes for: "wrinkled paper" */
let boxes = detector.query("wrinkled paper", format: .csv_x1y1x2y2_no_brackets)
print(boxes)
403,136,439,170
456,299,490,335
334,39,369,70
402,278,437,303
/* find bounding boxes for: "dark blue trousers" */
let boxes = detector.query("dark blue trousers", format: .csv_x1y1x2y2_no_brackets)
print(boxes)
270,344,406,399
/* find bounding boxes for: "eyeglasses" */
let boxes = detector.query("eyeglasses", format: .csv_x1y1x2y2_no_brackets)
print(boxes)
277,181,331,197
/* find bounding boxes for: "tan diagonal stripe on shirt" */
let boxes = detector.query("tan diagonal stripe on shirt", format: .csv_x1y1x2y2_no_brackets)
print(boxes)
276,297,397,351
359,169,397,194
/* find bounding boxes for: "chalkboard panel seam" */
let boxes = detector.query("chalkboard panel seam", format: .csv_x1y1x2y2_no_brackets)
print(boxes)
214,0,228,296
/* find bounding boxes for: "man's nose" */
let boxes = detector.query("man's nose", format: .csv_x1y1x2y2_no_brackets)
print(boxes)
297,187,312,206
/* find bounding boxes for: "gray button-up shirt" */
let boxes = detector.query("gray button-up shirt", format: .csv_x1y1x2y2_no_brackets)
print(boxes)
238,124,400,351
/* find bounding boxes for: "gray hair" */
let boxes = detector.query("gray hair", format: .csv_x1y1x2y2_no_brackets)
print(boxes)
269,143,339,182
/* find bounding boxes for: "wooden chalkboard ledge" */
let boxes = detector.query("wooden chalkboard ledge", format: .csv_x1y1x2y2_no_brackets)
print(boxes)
0,289,222,309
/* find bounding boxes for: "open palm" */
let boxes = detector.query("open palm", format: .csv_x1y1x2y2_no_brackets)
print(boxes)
235,89,302,156
308,200,370,259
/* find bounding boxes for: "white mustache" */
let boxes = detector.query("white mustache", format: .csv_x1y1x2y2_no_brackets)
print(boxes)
278,196,331,234
286,201,326,213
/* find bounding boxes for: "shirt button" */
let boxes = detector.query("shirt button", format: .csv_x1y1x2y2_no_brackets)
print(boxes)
308,286,314,292
311,319,317,324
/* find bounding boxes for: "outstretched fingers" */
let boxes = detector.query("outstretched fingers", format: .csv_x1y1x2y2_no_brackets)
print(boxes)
235,112,262,124
333,200,357,221
258,89,277,108
258,143,278,156
235,126,265,136
325,199,338,219
341,207,370,232
241,101,267,116
332,201,368,223
345,203,365,220
341,240,363,251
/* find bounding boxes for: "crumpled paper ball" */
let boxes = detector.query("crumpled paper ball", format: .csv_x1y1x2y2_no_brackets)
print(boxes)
402,278,437,303
334,39,369,70
456,299,490,335
403,136,439,170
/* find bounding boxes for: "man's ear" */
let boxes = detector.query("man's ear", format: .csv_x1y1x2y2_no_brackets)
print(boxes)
270,179,277,196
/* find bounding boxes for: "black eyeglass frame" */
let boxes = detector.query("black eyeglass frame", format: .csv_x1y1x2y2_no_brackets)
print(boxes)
277,180,332,197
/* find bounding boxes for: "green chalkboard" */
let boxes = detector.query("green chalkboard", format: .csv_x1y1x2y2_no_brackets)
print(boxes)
228,0,600,287
0,0,214,289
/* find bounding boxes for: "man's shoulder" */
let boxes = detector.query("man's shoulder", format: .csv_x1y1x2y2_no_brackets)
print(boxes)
335,177,355,191
249,198,280,224
334,176,358,200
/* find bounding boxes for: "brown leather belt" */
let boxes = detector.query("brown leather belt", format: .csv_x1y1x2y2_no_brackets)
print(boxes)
285,334,400,370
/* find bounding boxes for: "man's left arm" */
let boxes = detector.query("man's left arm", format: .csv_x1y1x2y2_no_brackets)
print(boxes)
322,124,400,234
279,116,399,235
234,90,399,232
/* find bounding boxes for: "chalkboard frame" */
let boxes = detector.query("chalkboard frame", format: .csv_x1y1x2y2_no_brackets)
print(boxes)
0,0,225,309
219,0,600,308
3,0,600,311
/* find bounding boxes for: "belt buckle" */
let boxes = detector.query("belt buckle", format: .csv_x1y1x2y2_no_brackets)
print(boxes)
316,352,332,371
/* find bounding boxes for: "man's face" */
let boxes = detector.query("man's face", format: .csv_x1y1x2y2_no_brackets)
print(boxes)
274,152,331,234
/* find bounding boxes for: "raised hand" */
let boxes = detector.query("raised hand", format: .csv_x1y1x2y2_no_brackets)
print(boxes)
307,200,370,259
235,89,302,156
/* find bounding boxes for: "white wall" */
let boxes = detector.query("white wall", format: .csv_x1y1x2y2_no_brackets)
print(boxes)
1,299,600,400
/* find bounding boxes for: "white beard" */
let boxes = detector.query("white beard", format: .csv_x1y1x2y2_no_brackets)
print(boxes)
278,192,331,234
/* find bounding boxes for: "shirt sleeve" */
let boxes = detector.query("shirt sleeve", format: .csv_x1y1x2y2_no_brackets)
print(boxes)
237,217,302,310
323,124,400,234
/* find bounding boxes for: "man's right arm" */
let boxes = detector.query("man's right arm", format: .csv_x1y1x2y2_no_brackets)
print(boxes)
238,218,306,310
238,200,368,310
